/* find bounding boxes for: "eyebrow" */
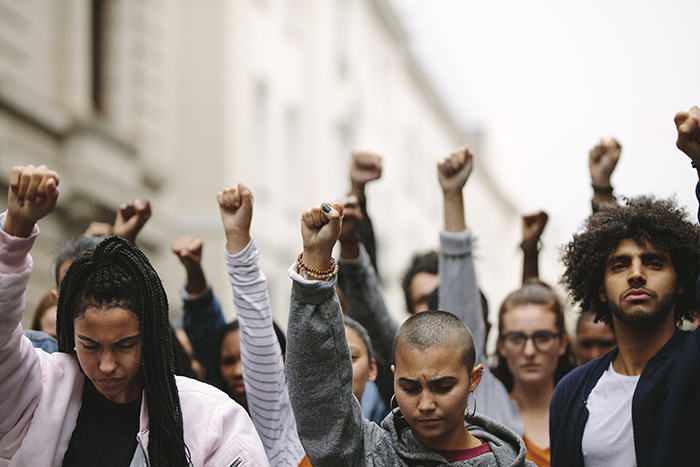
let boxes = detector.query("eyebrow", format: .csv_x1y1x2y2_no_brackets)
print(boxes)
76,334,141,345
607,252,668,265
398,376,457,385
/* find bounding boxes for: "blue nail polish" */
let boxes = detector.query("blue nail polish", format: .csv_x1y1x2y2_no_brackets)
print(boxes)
322,204,331,213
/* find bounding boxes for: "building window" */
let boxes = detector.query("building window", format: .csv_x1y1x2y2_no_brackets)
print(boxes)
91,0,109,115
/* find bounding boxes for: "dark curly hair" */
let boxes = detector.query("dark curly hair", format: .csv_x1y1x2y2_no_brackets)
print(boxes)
561,195,700,325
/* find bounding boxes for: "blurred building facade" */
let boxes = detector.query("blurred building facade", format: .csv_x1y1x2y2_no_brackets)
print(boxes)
0,0,521,330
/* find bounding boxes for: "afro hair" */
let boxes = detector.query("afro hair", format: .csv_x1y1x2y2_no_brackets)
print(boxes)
561,195,700,325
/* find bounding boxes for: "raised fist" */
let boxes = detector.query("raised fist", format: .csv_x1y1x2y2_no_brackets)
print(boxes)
438,145,474,194
350,151,383,186
7,164,60,237
674,106,700,166
589,138,621,188
217,182,253,255
114,198,151,247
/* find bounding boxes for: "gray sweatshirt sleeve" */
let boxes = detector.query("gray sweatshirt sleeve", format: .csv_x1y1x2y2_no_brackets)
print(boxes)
438,228,524,435
226,239,306,467
286,265,373,467
337,245,398,409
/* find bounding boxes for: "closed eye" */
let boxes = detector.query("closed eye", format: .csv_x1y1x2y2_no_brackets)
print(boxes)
434,385,453,393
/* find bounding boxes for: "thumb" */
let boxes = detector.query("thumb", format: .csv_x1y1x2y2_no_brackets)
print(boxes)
326,202,344,232
238,182,254,210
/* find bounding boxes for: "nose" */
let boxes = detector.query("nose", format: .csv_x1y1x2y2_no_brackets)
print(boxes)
627,259,646,286
99,350,117,375
233,360,243,379
418,391,436,412
523,336,538,356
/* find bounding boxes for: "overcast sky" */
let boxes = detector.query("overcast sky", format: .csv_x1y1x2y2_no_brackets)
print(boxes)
392,0,700,257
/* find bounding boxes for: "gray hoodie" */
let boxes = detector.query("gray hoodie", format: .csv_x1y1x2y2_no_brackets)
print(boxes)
285,264,534,467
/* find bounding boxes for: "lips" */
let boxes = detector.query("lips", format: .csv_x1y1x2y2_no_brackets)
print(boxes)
418,419,440,427
624,288,652,301
231,384,246,395
97,378,123,389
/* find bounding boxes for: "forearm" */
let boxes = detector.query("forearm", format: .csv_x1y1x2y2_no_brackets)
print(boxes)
286,267,364,467
437,228,485,364
227,239,305,465
591,190,615,212
0,212,43,440
184,265,207,296
442,190,466,233
338,244,397,408
521,249,540,284
182,287,226,376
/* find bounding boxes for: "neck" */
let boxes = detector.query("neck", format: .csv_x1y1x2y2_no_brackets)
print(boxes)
418,425,483,452
510,377,555,412
611,312,676,376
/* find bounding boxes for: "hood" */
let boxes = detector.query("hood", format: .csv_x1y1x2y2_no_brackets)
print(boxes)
381,411,529,466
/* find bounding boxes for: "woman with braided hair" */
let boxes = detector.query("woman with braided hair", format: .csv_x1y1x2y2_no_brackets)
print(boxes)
0,165,269,467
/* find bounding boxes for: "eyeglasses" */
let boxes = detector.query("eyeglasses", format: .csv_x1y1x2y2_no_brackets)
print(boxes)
500,331,562,352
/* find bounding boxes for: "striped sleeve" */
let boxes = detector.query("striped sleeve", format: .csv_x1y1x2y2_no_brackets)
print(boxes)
225,238,306,467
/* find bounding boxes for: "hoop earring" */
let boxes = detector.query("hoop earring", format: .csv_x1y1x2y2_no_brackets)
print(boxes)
390,394,404,419
466,390,477,418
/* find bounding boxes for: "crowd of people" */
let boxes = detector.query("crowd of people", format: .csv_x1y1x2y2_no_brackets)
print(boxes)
1,105,699,466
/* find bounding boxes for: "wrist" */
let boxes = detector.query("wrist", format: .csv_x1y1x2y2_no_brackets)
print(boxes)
520,240,542,255
301,249,333,272
225,233,251,255
5,214,35,238
340,241,360,260
350,182,366,199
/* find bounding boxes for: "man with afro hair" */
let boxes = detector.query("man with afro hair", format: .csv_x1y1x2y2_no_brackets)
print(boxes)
550,106,700,467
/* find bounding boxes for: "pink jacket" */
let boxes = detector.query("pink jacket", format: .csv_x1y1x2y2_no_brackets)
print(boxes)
0,216,270,467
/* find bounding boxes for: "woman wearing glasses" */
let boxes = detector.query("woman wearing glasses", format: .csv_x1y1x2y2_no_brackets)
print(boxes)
492,281,575,467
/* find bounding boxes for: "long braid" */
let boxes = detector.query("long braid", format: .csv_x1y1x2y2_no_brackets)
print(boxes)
56,237,191,467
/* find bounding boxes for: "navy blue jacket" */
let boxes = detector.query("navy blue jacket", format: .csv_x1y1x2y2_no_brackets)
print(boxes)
550,182,700,466
549,327,700,466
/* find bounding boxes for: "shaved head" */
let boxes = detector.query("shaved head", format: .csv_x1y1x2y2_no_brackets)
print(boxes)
393,310,475,371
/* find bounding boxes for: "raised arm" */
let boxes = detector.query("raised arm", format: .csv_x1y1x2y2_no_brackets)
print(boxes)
1,165,59,448
218,183,305,466
675,106,700,180
287,202,372,467
589,138,621,212
521,211,548,284
435,148,523,433
172,235,226,380
337,196,397,410
349,151,383,277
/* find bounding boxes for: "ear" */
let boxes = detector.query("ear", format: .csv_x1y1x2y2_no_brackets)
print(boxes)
677,284,685,296
368,357,378,382
599,284,608,303
50,288,58,301
470,364,484,392
391,364,396,376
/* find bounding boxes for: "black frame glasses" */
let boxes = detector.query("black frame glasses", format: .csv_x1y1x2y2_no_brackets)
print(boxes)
500,331,562,352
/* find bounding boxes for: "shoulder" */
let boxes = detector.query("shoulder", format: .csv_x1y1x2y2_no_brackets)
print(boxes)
552,357,606,408
175,376,270,467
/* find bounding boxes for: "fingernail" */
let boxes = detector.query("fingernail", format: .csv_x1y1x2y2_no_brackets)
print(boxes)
322,204,331,213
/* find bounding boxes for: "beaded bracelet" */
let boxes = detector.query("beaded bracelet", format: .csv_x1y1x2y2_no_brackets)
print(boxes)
303,264,339,281
297,252,336,275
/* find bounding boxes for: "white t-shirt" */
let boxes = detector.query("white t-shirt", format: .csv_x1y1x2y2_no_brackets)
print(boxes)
581,361,640,467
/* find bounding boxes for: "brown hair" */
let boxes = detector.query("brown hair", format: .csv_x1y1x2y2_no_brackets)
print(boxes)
492,281,575,392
